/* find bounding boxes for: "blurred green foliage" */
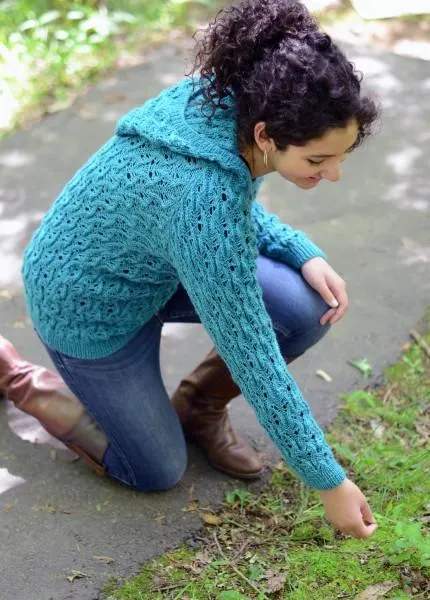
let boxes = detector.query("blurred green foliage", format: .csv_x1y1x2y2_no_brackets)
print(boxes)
0,0,222,135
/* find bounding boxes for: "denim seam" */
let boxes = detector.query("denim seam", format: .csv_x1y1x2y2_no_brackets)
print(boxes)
272,321,293,338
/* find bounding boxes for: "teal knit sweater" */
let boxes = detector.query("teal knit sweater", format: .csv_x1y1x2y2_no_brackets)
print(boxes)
22,78,345,490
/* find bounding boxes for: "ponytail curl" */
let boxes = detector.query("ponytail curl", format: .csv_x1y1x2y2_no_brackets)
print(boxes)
190,0,379,150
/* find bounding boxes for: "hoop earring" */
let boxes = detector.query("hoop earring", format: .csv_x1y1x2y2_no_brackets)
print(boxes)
263,149,268,167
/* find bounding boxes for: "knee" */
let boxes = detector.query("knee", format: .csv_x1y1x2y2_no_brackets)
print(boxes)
294,292,331,344
133,449,188,493
261,264,332,354
273,282,329,342
276,310,330,358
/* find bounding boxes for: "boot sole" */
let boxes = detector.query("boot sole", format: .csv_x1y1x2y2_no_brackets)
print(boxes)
208,459,264,479
183,433,264,479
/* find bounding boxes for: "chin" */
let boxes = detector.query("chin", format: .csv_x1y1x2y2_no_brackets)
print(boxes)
295,179,319,189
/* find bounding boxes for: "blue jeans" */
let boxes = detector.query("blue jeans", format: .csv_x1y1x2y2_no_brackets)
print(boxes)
43,256,330,491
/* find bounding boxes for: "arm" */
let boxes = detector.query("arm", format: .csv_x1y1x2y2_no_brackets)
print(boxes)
251,200,327,269
169,171,345,490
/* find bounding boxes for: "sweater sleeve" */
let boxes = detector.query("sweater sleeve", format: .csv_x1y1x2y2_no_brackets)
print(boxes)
251,200,327,269
169,171,345,490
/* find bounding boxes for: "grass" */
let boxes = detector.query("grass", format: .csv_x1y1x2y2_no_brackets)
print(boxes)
0,0,223,137
102,315,430,599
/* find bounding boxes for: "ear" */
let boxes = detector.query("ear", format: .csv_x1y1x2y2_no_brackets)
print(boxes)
253,122,277,153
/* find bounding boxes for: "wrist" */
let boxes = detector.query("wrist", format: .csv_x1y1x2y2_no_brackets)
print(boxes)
319,477,348,497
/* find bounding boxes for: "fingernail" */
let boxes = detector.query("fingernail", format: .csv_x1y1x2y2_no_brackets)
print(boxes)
329,299,339,308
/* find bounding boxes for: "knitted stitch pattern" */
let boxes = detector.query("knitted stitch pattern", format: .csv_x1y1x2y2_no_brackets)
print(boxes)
22,78,345,489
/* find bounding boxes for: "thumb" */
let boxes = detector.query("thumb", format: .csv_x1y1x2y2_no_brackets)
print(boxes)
318,283,339,309
361,499,377,526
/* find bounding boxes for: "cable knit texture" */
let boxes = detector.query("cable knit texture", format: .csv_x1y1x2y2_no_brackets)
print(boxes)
22,77,344,489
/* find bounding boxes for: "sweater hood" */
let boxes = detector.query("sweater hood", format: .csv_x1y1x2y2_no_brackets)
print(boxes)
116,77,250,183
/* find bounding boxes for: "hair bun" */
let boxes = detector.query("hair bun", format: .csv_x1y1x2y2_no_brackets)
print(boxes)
191,0,318,106
301,30,332,51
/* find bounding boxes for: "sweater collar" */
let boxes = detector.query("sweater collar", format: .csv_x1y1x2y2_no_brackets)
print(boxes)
116,78,252,186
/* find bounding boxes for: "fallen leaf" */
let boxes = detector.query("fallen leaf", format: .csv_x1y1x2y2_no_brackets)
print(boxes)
151,574,170,589
354,582,397,599
183,499,199,512
348,358,373,378
316,369,333,382
415,419,430,443
33,503,71,514
201,513,222,526
195,551,212,566
155,512,166,524
66,570,88,583
266,573,286,593
188,484,196,501
181,562,205,575
370,419,385,439
93,555,115,564
33,503,57,514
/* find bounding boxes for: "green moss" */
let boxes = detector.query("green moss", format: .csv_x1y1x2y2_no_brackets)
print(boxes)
105,320,430,599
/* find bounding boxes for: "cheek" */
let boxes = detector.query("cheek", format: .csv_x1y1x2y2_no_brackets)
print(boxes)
278,158,313,179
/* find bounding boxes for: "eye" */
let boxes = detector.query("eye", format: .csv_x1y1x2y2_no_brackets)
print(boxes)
307,159,324,166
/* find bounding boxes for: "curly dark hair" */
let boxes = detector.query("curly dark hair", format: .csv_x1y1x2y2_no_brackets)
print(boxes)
191,0,379,151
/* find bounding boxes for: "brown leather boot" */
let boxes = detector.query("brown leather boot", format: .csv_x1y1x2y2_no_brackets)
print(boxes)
0,335,107,476
171,347,263,479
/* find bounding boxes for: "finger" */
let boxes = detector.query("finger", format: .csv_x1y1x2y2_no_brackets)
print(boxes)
317,282,339,310
328,308,344,325
350,522,372,539
320,308,336,326
348,502,373,538
328,291,348,324
355,523,378,539
350,509,378,539
361,499,376,525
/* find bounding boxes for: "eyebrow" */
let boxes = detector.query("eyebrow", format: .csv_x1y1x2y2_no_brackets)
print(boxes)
309,154,335,158
308,141,357,159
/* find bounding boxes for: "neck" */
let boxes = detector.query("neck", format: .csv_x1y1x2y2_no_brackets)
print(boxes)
239,144,273,179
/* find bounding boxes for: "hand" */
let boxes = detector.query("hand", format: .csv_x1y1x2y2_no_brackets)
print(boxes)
301,257,348,325
319,478,378,539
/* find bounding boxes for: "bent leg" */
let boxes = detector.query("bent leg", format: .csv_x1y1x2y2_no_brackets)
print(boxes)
44,317,187,492
256,255,331,356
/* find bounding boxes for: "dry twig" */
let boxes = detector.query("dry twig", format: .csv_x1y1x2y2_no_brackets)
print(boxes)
383,383,398,404
410,329,430,358
213,531,264,596
151,580,188,593
231,539,250,564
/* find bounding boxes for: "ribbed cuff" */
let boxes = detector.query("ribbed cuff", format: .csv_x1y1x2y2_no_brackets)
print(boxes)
285,238,328,270
295,458,346,490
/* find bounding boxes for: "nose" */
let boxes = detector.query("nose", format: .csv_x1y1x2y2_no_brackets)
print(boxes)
321,162,341,182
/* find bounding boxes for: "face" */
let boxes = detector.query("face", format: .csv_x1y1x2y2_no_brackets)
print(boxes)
269,120,359,189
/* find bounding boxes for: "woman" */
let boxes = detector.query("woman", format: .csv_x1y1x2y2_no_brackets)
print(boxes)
4,0,379,538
